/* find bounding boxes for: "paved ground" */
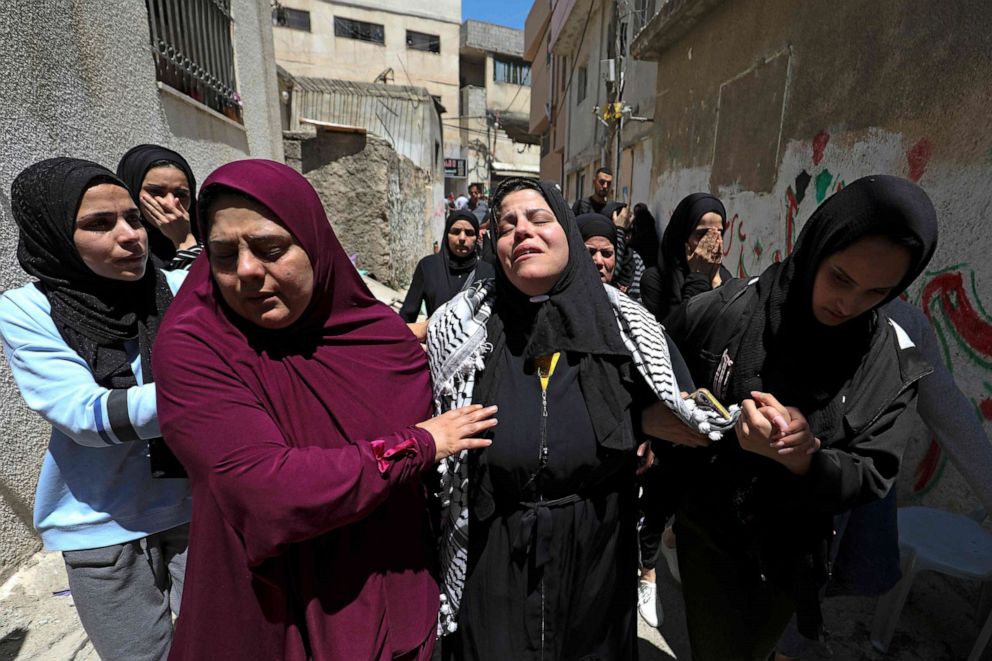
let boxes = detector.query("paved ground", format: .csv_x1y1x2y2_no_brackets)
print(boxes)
1,548,987,660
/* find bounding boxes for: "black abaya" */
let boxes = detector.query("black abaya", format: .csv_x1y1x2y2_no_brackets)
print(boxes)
456,350,638,660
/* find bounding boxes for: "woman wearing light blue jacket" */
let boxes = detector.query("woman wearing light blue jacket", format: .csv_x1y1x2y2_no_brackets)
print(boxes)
0,158,190,661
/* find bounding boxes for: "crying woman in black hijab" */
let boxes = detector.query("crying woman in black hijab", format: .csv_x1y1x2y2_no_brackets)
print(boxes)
400,208,494,335
117,144,201,270
640,193,732,322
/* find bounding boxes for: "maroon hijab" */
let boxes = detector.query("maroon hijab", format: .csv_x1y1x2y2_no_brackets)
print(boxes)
154,160,437,660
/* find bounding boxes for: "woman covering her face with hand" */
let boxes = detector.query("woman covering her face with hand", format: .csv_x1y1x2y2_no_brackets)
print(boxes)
426,178,737,659
640,193,732,322
117,144,201,270
152,160,495,660
664,175,938,661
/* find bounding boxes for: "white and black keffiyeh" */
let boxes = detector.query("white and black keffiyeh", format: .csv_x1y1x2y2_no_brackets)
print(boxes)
427,278,739,635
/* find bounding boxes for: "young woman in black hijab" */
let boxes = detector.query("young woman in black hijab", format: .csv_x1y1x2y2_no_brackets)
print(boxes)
117,144,201,269
426,178,738,659
400,209,494,328
640,192,732,322
0,158,190,659
664,175,938,661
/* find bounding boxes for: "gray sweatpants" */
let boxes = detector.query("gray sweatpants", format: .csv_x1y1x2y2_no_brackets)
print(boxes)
62,523,189,661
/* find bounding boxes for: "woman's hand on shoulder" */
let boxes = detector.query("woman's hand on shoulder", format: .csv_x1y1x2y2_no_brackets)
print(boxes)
417,404,497,462
407,321,428,343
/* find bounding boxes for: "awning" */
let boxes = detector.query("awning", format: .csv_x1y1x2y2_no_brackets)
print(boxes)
492,161,541,178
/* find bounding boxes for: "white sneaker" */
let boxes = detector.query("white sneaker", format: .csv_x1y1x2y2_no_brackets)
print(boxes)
637,579,660,627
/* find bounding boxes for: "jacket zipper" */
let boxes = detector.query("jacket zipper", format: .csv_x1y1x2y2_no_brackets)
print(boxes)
539,382,548,660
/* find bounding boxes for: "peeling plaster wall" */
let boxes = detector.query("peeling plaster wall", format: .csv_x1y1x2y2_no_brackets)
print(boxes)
0,0,283,580
284,131,434,290
642,0,992,512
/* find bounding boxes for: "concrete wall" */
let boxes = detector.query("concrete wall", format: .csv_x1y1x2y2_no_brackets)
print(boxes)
0,0,283,579
284,130,435,289
635,0,992,513
272,0,461,127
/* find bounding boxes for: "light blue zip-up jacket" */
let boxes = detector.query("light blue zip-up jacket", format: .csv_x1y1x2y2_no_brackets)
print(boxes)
0,270,192,551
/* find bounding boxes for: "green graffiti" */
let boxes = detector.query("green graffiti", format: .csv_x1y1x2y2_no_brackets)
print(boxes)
815,170,834,203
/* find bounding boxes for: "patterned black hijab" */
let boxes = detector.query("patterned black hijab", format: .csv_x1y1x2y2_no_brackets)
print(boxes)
482,179,634,450
10,158,172,388
116,144,198,264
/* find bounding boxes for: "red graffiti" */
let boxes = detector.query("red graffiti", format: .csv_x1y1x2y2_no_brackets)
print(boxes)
922,271,992,359
723,214,741,257
772,249,782,263
812,130,830,166
913,439,942,493
981,398,992,422
737,245,749,279
785,188,799,255
907,138,933,183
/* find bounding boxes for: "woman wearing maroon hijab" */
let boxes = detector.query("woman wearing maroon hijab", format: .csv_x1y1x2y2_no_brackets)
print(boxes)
153,160,495,660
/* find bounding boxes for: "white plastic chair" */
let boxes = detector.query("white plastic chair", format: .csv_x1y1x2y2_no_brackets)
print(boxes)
870,506,992,660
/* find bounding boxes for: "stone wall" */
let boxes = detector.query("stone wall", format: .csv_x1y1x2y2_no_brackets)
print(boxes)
284,130,434,290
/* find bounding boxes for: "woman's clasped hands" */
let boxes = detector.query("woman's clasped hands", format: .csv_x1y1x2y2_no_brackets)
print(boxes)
735,391,820,475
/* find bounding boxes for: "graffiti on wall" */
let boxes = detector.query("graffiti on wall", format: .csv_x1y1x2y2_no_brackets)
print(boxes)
721,129,989,498
911,266,992,494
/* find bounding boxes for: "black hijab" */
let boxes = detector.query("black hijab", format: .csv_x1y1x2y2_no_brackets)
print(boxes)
728,174,938,437
659,193,727,274
577,212,618,248
10,158,173,389
116,144,198,264
480,179,633,450
629,203,660,269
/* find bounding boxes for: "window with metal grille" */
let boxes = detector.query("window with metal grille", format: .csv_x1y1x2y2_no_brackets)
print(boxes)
273,7,311,32
145,0,243,123
576,66,587,104
493,58,531,85
334,17,385,44
406,30,440,53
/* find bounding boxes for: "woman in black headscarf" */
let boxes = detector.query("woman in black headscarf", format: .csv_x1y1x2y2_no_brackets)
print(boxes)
0,158,190,659
117,144,201,269
629,203,660,270
400,209,494,327
664,175,938,660
577,212,619,285
426,179,738,659
640,193,732,322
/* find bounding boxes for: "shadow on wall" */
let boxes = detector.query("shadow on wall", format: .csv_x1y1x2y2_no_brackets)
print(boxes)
300,132,367,174
0,627,28,661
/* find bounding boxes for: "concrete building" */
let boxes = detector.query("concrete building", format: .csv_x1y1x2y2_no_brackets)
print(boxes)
455,20,540,196
0,0,283,580
278,70,447,247
629,0,992,513
271,0,463,191
525,0,657,205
